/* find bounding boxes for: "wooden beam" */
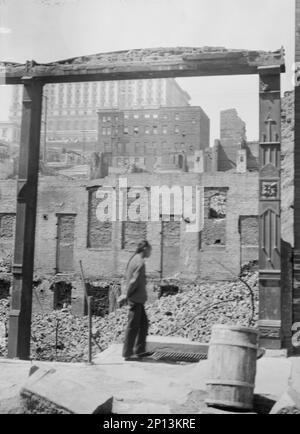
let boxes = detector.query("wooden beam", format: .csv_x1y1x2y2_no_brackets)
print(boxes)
258,67,282,349
7,78,43,359
294,0,300,354
1,47,285,84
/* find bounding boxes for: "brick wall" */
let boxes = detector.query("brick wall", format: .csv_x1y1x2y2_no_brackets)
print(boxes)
162,218,181,277
0,171,259,283
202,188,227,246
245,141,259,171
0,213,15,238
121,191,148,250
56,214,76,273
122,221,147,250
240,216,259,245
0,212,15,264
87,187,112,248
98,106,210,171
218,109,246,171
239,215,259,266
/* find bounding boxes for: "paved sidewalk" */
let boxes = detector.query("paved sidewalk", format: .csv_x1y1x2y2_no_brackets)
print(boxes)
0,346,299,414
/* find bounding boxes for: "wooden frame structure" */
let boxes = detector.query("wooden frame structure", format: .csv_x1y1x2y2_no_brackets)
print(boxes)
0,46,285,358
294,1,300,353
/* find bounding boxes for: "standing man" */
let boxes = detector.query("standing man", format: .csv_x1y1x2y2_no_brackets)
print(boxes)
122,240,152,360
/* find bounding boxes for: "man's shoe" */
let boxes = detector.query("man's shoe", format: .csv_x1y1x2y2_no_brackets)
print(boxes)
123,355,136,361
135,351,153,358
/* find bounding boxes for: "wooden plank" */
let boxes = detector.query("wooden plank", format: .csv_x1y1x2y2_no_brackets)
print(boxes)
294,1,300,354
1,47,286,84
258,70,282,349
7,80,43,359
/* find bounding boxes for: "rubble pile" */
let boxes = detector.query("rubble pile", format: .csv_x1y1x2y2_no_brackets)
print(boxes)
0,256,12,274
146,271,258,341
0,299,9,355
0,271,258,362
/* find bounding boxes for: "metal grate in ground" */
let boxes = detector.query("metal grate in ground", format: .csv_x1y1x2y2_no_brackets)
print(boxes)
150,351,207,363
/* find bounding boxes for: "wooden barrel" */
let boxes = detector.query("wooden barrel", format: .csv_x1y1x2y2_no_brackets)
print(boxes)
206,324,258,410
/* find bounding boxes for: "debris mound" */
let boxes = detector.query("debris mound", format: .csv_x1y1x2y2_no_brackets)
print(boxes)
0,271,258,362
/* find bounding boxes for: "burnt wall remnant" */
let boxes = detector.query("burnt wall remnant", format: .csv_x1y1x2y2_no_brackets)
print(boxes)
202,188,228,246
87,187,112,248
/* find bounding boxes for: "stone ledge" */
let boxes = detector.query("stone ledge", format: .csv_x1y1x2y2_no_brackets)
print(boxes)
21,366,113,414
270,389,300,414
264,349,288,358
200,406,257,414
146,335,209,355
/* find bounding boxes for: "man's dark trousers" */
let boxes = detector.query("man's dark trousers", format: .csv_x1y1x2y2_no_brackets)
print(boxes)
122,301,148,358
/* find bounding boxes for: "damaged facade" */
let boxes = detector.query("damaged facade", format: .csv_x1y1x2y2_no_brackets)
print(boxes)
97,105,210,172
95,105,258,176
0,92,291,343
0,171,259,282
1,94,290,315
0,45,289,356
1,85,293,320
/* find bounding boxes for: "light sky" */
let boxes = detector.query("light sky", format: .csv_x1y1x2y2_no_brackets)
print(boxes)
0,0,295,143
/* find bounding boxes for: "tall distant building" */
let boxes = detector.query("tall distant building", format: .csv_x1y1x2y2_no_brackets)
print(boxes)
9,79,191,153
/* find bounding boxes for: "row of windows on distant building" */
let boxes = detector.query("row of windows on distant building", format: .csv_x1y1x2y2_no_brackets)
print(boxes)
101,113,197,122
46,120,97,130
43,96,160,107
101,142,192,154
12,105,187,119
12,107,97,118
45,79,164,90
45,116,198,132
41,96,163,109
46,136,95,143
101,125,190,136
42,82,164,101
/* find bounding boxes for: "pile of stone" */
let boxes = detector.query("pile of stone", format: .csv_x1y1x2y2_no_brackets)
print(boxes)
0,271,258,362
0,256,12,274
146,272,258,341
0,299,9,355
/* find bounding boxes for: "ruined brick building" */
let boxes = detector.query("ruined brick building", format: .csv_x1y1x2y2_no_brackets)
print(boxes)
205,109,259,173
0,172,258,279
96,105,259,175
9,78,190,155
0,93,270,289
97,105,210,172
0,82,292,326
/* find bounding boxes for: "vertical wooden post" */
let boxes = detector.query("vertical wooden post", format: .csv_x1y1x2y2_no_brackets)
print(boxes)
258,66,282,349
293,0,300,353
7,78,43,359
87,296,93,364
160,219,164,281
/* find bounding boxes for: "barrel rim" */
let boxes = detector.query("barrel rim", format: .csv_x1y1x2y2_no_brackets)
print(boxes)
211,324,259,334
206,379,255,388
209,340,258,350
205,398,253,411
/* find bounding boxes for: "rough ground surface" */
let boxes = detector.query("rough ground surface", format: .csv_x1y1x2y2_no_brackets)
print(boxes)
0,268,258,363
0,349,296,415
